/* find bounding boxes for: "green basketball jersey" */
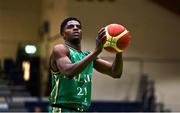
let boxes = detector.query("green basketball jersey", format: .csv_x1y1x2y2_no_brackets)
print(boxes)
49,46,93,111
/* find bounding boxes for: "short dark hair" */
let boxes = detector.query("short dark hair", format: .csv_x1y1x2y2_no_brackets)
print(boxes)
60,17,81,36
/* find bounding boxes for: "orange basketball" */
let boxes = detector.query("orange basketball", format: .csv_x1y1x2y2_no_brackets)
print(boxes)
102,24,131,54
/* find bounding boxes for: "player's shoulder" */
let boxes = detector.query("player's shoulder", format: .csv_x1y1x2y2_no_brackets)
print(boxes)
53,44,69,55
53,44,65,49
53,44,67,51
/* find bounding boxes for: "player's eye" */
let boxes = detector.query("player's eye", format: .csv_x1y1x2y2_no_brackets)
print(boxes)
67,25,74,29
76,25,81,29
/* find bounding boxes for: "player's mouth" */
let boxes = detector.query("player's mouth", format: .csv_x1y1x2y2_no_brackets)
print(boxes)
73,32,80,36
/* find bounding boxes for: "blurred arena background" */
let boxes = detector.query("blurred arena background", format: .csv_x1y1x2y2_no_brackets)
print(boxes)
0,0,180,112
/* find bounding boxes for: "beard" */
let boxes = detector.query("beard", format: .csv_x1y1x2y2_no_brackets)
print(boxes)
69,37,81,45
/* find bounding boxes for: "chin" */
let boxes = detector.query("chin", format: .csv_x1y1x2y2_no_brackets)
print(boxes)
70,38,81,45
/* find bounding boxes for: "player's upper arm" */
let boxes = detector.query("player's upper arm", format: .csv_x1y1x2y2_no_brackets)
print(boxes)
52,44,72,75
94,57,122,78
93,57,112,76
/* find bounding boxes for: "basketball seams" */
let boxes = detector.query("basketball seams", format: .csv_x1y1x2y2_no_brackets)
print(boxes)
103,24,130,53
104,26,128,53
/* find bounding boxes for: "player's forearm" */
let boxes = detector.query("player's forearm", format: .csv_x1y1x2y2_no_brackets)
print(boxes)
111,52,123,78
63,50,99,78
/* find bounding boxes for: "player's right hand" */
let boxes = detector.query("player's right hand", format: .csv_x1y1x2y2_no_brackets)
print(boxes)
95,27,106,54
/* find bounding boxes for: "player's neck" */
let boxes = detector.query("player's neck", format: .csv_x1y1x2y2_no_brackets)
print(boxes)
65,42,81,51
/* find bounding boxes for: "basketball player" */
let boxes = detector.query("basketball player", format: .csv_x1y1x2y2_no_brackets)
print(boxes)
49,17,123,112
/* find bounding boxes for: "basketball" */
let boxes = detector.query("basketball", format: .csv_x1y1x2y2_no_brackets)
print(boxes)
102,24,131,54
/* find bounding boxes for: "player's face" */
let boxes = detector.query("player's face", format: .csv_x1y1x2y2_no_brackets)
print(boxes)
63,20,82,45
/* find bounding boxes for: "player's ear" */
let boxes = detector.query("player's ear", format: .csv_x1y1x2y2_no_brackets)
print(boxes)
62,32,65,38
